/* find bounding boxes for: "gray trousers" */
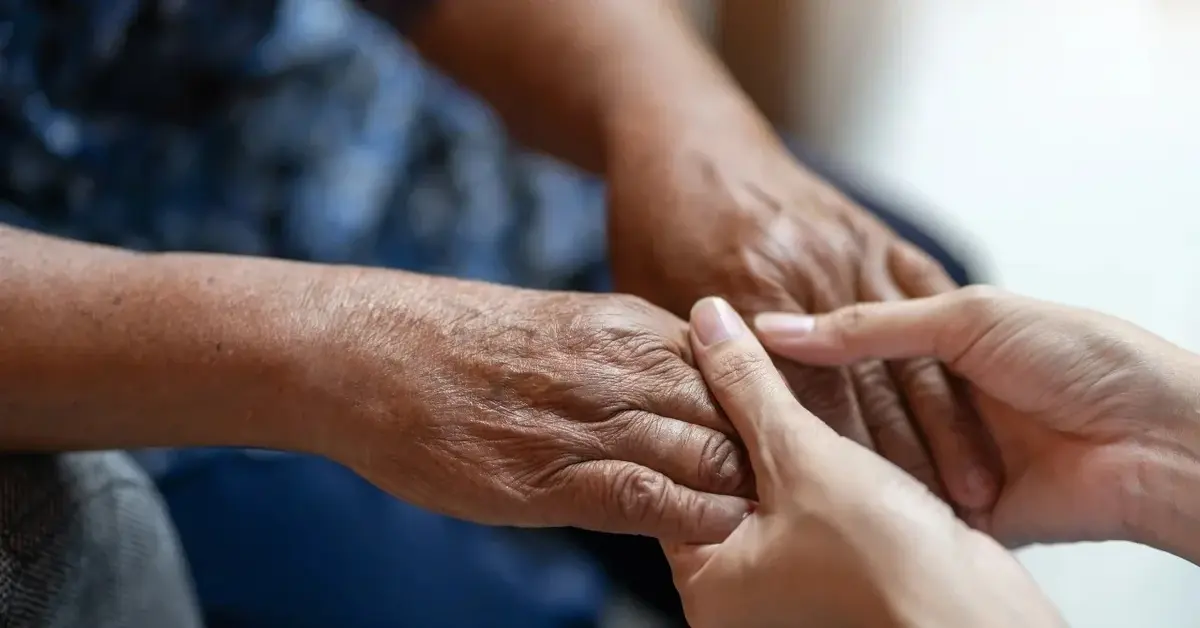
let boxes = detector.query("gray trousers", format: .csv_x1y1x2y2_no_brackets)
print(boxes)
0,452,201,628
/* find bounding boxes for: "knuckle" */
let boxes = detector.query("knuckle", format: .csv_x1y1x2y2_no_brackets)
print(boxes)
954,285,1007,315
785,364,866,443
696,432,748,495
851,362,901,423
896,357,952,408
786,363,850,414
611,466,671,527
586,324,677,375
905,247,951,281
829,303,872,345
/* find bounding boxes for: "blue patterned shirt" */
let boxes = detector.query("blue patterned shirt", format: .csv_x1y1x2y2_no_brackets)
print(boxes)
0,0,608,289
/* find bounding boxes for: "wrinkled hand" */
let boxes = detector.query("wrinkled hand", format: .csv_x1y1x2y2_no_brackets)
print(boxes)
665,297,1061,628
608,129,997,512
755,286,1200,547
323,273,752,542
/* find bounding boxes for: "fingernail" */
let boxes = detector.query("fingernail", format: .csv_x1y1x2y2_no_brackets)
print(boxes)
691,297,746,347
754,312,816,337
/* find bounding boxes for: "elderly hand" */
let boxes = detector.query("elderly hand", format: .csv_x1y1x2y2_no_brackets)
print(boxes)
755,286,1200,550
664,297,1062,628
311,271,752,542
607,123,997,514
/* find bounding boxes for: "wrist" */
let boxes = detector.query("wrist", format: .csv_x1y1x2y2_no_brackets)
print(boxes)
596,6,785,180
126,253,350,454
271,266,443,463
602,77,781,176
1124,351,1200,561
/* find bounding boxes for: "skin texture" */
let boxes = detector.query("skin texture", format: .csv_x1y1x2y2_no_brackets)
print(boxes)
0,0,995,544
321,272,754,540
755,286,1200,561
391,0,999,513
664,297,1064,628
0,226,751,541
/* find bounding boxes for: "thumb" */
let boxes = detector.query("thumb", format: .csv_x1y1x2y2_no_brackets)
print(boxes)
690,297,831,491
753,286,1008,369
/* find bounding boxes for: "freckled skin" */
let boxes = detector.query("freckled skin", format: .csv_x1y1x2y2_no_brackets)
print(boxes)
0,226,752,541
0,0,991,546
395,0,999,512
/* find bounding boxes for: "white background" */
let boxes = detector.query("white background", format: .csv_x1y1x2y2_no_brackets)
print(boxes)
801,2,1200,626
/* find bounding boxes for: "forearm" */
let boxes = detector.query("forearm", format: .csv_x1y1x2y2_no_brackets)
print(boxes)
369,0,775,173
0,226,352,453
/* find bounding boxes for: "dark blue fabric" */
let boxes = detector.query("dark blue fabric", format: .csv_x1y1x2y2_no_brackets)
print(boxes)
0,0,606,289
142,449,604,628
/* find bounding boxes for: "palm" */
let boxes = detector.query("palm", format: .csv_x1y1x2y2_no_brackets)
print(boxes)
970,390,1147,547
757,288,1198,558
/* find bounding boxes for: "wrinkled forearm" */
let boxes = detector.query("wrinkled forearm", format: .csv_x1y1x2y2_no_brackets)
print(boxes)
369,0,772,173
0,226,351,454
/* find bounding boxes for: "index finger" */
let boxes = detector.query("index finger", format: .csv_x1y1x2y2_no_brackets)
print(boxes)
753,290,976,366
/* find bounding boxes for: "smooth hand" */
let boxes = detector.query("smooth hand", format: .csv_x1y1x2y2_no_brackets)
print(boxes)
606,124,997,513
664,297,1062,628
755,286,1200,548
316,272,753,542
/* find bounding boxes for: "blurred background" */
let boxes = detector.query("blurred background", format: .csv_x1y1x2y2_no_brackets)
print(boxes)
709,2,1200,626
3,1,1199,626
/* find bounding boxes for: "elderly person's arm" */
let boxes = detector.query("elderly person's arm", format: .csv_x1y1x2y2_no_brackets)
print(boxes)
0,224,752,541
0,225,332,453
368,0,999,512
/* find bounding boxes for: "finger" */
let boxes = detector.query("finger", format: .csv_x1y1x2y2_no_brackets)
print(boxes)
767,250,876,450
725,289,875,452
891,239,961,294
756,293,1005,509
843,239,947,499
633,312,740,439
597,410,753,498
888,243,1003,512
638,360,741,439
689,297,830,490
753,295,962,365
846,359,945,499
892,357,998,510
776,360,874,450
557,459,753,543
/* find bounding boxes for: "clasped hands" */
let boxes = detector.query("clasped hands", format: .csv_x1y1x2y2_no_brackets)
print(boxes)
316,137,999,543
667,287,1200,627
301,134,1200,627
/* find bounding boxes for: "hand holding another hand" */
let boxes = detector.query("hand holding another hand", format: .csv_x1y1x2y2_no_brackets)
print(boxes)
607,128,998,512
757,286,1200,552
665,297,1062,628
